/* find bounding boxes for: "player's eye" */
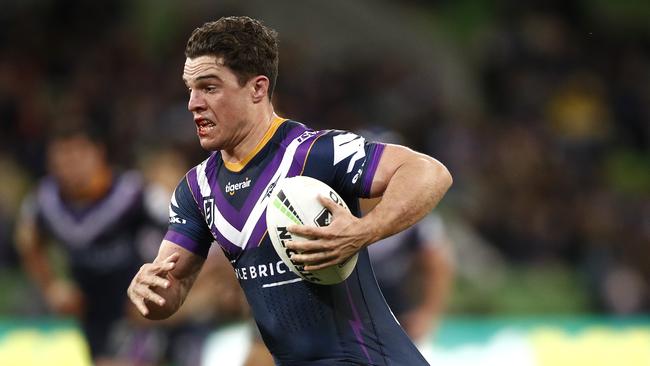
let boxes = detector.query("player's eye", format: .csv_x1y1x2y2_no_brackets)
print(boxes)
205,85,217,93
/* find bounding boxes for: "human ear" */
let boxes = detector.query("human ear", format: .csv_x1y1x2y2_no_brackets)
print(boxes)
251,76,270,103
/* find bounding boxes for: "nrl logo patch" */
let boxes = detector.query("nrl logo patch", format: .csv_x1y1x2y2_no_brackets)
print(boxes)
314,208,333,227
203,197,215,228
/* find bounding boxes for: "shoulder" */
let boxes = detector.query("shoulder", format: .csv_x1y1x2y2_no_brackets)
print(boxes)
183,152,219,199
270,119,322,149
306,128,386,174
114,170,145,195
34,176,58,202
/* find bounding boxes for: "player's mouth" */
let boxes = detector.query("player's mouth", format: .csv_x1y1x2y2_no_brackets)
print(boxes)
195,118,216,136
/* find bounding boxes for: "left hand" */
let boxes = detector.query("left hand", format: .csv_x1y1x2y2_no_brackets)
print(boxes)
286,195,369,272
45,279,85,317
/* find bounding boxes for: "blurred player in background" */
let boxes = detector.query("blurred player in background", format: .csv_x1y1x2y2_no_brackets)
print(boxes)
14,124,166,365
368,211,453,342
359,127,454,344
127,16,452,365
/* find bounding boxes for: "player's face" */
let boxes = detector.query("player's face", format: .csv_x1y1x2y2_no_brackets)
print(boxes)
48,135,104,196
183,55,253,151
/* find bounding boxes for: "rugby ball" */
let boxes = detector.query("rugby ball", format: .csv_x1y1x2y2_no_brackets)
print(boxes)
265,176,358,285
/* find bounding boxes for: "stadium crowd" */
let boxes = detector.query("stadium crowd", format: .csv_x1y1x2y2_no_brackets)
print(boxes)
0,0,648,360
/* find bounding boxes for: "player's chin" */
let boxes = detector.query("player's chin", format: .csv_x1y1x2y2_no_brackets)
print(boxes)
198,137,221,151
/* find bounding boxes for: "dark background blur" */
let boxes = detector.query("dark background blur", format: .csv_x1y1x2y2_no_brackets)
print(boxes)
0,0,648,317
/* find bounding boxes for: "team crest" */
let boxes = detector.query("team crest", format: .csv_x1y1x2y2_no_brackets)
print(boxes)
203,197,215,228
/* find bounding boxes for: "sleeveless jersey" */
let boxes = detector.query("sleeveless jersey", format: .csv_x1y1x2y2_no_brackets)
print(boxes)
165,118,429,366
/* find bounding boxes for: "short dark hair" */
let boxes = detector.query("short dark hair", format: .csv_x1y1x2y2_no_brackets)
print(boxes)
48,119,107,147
185,16,279,98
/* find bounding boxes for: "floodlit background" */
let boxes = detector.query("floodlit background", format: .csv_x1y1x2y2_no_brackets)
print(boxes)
0,0,648,365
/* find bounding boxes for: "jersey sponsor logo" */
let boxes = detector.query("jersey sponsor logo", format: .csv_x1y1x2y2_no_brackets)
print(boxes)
234,260,290,280
333,133,366,173
225,177,252,196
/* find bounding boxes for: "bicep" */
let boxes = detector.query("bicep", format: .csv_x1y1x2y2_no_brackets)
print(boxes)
368,144,422,197
369,144,449,198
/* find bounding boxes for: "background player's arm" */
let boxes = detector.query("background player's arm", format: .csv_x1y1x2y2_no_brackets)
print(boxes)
403,243,453,341
289,144,452,270
360,199,454,340
128,240,205,320
14,209,84,316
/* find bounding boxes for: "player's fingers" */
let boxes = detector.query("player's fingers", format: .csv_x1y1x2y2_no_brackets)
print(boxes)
148,259,176,275
317,194,344,215
133,285,167,307
131,296,150,316
162,252,180,264
291,250,336,266
285,239,320,252
153,253,179,272
287,224,324,239
304,258,339,272
139,274,171,289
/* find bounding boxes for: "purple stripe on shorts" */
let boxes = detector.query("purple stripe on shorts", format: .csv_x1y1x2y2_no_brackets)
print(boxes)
345,281,372,363
362,143,386,197
164,230,210,258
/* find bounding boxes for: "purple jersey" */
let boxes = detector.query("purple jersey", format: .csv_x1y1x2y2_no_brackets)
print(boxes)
165,118,429,365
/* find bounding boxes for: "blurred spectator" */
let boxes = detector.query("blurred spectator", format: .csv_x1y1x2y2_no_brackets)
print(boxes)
13,123,167,365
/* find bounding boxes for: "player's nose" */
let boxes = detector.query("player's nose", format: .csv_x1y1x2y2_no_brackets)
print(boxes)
188,89,206,112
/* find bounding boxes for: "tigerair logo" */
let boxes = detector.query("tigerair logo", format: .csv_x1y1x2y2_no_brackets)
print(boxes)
225,177,252,196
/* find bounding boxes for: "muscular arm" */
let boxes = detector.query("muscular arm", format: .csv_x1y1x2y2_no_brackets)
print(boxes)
288,144,452,270
128,240,205,320
363,144,452,242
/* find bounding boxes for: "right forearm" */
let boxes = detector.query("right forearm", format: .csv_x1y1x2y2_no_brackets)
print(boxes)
15,223,57,292
22,246,57,291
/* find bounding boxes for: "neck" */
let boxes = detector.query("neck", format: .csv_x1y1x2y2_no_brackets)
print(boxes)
222,104,275,163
